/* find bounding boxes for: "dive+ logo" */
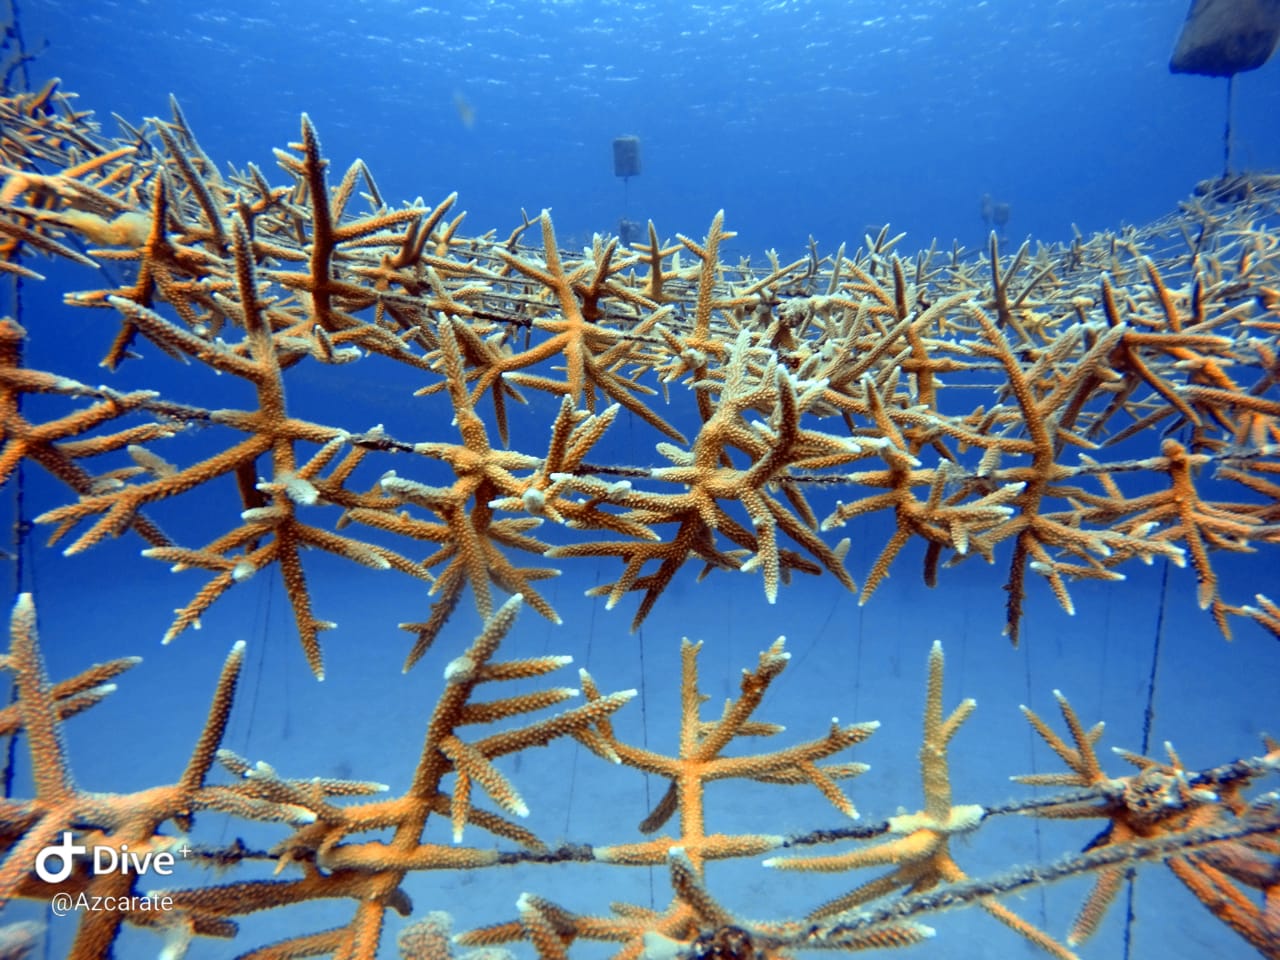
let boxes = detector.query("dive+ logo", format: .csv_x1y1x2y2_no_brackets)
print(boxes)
35,832,178,884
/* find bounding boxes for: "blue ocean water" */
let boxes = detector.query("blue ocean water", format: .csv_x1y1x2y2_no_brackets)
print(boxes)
18,0,1280,253
3,1,1280,958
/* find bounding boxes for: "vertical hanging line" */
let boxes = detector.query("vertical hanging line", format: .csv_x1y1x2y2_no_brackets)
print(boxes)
617,402,654,908
2,322,27,806
852,602,864,717
561,571,598,838
1138,559,1170,757
219,574,275,848
1223,75,1236,178
1021,624,1049,929
6,320,29,597
2,201,33,804
1121,556,1171,960
637,622,655,909
1,14,53,956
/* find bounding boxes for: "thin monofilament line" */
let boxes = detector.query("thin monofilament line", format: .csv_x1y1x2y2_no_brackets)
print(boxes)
638,620,655,909
1123,556,1171,960
2,265,25,806
563,575,588,839
1022,619,1049,929
1223,75,1235,178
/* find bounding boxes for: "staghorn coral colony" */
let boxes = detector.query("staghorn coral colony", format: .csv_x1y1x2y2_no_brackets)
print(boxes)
0,73,1278,960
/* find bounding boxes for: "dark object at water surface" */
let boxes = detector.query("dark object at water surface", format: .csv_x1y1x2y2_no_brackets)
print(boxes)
1170,0,1280,77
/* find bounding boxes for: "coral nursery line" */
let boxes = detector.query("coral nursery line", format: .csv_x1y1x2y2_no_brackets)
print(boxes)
0,74,1278,959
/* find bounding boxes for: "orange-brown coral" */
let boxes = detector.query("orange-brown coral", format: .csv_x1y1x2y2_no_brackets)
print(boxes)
3,86,1279,653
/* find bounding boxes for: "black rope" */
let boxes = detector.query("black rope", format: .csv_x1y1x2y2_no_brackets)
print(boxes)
493,748,1279,864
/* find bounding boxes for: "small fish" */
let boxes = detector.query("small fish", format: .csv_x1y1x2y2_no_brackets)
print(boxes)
452,91,476,129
